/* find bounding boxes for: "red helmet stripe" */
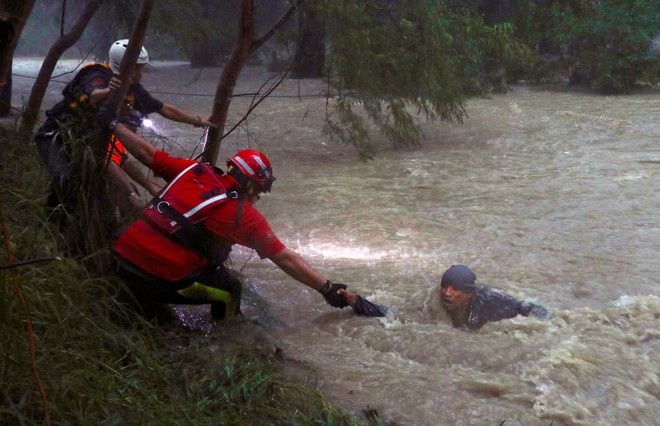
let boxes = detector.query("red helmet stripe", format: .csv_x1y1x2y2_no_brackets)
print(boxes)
232,155,256,176
252,155,270,177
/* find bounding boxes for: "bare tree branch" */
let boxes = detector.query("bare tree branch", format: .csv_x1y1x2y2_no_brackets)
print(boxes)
0,257,62,271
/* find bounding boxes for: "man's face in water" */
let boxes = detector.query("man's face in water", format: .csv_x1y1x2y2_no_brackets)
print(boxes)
440,284,472,311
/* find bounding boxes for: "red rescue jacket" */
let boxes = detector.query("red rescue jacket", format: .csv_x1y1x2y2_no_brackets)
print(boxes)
143,162,237,261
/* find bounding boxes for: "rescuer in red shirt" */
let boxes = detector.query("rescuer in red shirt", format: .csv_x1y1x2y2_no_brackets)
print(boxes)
112,123,362,320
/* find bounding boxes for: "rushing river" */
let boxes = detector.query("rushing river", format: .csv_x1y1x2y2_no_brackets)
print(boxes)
15,60,660,425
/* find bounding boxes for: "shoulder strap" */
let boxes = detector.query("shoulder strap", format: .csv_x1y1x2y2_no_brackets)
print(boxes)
147,197,216,259
144,191,238,263
142,163,242,262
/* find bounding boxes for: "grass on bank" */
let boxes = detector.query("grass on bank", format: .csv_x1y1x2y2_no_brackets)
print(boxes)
0,125,371,425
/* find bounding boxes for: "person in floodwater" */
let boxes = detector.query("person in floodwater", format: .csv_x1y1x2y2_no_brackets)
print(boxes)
109,122,381,321
439,264,549,331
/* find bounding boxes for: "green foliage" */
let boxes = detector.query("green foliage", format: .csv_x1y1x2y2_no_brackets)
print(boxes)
47,107,126,274
319,0,532,158
545,0,659,93
0,127,363,426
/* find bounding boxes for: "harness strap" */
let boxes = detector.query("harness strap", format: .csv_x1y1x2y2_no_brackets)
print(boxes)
144,197,216,260
142,161,245,262
144,189,240,262
234,198,243,227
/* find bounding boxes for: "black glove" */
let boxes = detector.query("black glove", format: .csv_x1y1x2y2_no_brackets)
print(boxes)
318,280,349,308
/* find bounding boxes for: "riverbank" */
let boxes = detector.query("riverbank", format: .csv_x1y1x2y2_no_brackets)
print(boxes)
0,125,367,425
5,57,660,425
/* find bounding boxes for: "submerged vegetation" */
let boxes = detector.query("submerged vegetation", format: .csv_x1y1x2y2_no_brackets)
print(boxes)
0,126,364,425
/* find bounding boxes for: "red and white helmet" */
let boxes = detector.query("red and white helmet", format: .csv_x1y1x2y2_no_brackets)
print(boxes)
227,149,275,192
109,39,149,74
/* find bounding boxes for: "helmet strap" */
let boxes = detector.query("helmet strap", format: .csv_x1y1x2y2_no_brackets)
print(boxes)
228,163,264,200
227,165,250,191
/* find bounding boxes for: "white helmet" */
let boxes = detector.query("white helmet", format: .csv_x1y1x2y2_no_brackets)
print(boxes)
109,39,149,73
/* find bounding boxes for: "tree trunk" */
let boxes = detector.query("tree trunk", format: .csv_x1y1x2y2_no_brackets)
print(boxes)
75,0,155,273
291,5,325,79
201,0,303,165
190,0,236,68
19,0,104,135
0,58,11,117
0,0,36,117
191,37,226,68
101,0,154,138
202,0,256,165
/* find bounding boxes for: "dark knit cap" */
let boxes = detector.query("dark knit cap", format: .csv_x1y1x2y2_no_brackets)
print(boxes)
441,264,477,292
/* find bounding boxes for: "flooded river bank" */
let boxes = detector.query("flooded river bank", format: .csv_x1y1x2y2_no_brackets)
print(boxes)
12,60,660,425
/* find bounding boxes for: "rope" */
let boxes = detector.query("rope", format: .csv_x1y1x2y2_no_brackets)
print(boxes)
0,202,51,425
11,72,328,99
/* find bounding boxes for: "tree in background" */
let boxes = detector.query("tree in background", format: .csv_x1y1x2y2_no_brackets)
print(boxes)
189,0,239,68
14,0,532,163
201,0,300,164
181,0,288,68
0,0,35,117
290,2,325,79
320,0,532,159
20,0,106,135
508,0,660,92
201,0,532,162
548,0,660,93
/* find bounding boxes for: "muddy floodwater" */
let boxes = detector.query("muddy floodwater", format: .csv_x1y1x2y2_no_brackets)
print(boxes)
13,60,660,425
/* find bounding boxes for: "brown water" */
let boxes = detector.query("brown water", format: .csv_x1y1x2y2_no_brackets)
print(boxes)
14,60,660,425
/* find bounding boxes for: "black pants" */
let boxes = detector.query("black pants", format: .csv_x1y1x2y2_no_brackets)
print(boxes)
116,260,242,319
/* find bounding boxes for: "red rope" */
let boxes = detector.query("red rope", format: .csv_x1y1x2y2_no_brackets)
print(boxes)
0,202,51,426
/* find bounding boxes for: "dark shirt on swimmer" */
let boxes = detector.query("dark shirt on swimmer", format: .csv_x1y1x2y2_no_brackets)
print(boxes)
459,285,549,331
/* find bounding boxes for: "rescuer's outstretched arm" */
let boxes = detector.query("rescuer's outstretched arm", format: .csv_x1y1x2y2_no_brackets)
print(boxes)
113,123,157,168
269,248,349,309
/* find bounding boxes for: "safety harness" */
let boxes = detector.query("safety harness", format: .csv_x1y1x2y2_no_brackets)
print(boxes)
140,163,246,318
143,162,241,262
